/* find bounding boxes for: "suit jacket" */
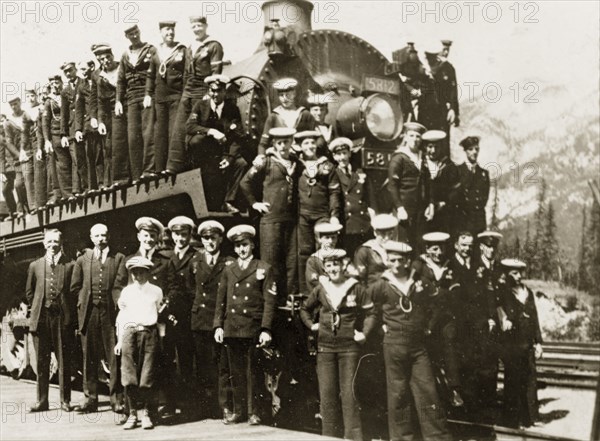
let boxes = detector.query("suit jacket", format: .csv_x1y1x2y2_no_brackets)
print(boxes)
186,99,245,159
454,163,490,234
61,79,81,138
188,249,235,332
26,254,75,332
336,167,375,235
213,259,277,338
75,77,98,133
95,66,118,124
114,249,171,302
42,94,62,139
70,248,126,333
165,246,197,323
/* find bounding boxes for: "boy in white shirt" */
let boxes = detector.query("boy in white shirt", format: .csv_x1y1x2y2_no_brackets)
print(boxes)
114,257,163,430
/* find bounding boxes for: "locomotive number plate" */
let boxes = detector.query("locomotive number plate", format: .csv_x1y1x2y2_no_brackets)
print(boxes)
362,75,400,95
362,148,394,170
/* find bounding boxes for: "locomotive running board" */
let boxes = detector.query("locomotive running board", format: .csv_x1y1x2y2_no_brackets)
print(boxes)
0,170,208,239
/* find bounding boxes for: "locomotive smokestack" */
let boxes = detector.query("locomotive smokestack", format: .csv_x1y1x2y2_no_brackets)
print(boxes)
261,0,314,35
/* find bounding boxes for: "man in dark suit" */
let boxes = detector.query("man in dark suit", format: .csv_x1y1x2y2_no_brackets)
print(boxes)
25,229,75,412
160,216,197,419
186,74,247,212
453,136,490,237
214,225,276,426
70,224,125,413
188,220,234,420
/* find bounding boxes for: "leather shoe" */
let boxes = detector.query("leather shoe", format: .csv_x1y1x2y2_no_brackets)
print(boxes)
248,414,261,426
61,402,72,412
79,402,98,413
29,402,49,413
450,389,464,407
223,412,243,425
112,403,125,414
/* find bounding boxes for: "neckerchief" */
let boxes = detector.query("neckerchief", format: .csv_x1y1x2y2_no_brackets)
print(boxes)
420,254,448,281
158,42,186,78
320,277,359,311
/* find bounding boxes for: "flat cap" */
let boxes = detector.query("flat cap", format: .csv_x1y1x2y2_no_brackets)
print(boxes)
294,130,320,141
403,122,427,134
48,74,63,82
321,248,347,262
125,256,154,270
383,241,413,254
227,225,256,242
501,258,527,270
422,130,447,142
8,97,21,104
204,74,230,86
135,216,164,234
60,62,76,71
197,220,225,236
478,231,503,245
328,137,353,153
91,43,112,55
423,232,450,243
314,222,343,235
273,78,298,91
459,136,480,149
189,16,207,24
159,21,176,29
307,93,335,106
168,216,195,231
268,127,296,138
124,24,140,34
371,214,399,231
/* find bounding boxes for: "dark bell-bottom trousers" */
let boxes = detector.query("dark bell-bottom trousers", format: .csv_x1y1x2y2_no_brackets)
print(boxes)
503,347,538,428
226,337,261,418
160,321,194,411
383,343,452,441
166,95,204,173
70,139,88,194
111,110,131,185
428,318,461,389
260,220,298,296
32,307,72,405
81,303,121,406
154,98,180,172
127,101,155,179
21,158,34,210
297,213,328,294
317,351,363,441
1,170,24,214
84,133,104,189
52,135,73,197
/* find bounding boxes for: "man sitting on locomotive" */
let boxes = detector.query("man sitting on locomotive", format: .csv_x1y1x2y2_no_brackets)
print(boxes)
257,78,316,156
186,74,247,213
300,249,374,441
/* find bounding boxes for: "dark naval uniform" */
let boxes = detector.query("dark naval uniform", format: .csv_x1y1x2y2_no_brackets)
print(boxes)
75,75,102,189
16,108,38,211
213,258,277,419
146,42,186,172
369,272,453,441
432,60,459,157
2,117,27,212
353,240,389,286
336,166,376,255
70,248,125,408
25,254,75,408
42,93,70,198
117,42,157,179
499,283,542,428
115,248,171,295
61,78,88,194
258,107,316,156
427,157,460,234
297,157,342,293
188,249,235,417
23,104,53,208
453,163,490,237
167,37,224,173
387,149,432,246
240,154,300,297
186,98,248,211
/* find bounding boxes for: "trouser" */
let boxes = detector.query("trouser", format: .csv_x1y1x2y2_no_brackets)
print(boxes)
81,304,121,406
1,170,21,214
167,96,203,173
193,330,232,417
53,136,73,197
383,343,452,441
154,99,180,172
84,132,104,189
70,139,88,194
226,337,261,418
43,148,61,203
428,317,461,389
21,158,35,210
398,211,426,253
317,351,363,441
503,346,538,428
161,321,194,411
34,152,49,207
111,110,131,185
259,220,298,296
32,307,72,405
297,213,328,294
127,101,155,179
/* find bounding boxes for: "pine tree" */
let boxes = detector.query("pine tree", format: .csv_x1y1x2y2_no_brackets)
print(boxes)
540,202,559,280
490,181,499,230
523,220,536,271
583,200,600,296
514,236,521,259
577,205,587,290
530,179,547,278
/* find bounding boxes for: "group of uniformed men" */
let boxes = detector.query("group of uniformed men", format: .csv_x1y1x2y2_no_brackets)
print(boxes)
12,15,543,441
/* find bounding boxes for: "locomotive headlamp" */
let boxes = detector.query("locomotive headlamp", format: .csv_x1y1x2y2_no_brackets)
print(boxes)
336,93,403,141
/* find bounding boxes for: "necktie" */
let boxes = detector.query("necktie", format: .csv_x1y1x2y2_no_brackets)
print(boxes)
208,255,214,266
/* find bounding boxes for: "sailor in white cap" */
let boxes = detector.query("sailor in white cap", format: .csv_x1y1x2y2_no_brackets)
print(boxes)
353,214,399,285
412,232,464,407
329,137,376,254
214,224,276,425
497,258,543,429
115,255,162,430
240,127,300,296
387,122,434,245
368,238,453,441
258,77,316,155
187,72,247,213
305,221,343,291
300,247,374,440
189,219,234,420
